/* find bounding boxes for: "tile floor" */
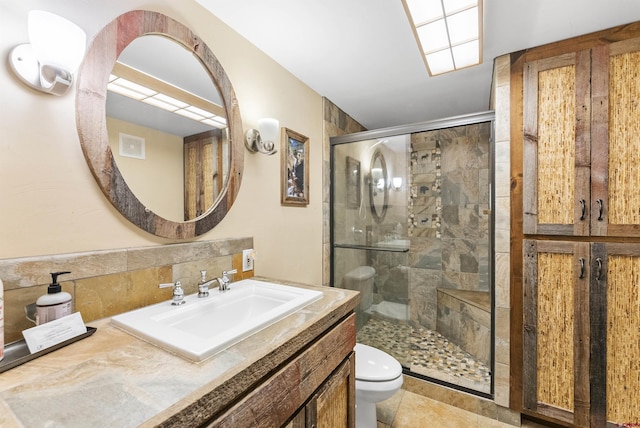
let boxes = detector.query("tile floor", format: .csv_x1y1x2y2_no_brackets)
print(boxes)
376,389,547,427
357,318,491,394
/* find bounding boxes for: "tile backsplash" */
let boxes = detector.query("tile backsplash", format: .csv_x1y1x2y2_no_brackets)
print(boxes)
0,237,253,343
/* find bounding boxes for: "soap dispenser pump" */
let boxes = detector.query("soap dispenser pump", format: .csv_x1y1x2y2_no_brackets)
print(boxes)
36,271,73,325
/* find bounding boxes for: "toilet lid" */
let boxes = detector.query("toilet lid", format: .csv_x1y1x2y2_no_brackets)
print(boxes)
354,343,403,382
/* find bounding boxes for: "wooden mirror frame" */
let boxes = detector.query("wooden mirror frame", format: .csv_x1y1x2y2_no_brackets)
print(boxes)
369,148,388,223
76,10,243,239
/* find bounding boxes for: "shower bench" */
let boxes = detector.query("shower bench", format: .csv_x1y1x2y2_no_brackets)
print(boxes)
435,288,491,367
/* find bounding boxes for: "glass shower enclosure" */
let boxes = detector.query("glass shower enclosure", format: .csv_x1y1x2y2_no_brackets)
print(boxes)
330,112,495,397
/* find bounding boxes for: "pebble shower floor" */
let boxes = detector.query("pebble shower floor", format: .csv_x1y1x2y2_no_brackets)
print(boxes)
356,318,491,394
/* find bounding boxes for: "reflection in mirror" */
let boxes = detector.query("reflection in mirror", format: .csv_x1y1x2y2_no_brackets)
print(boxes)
106,35,229,222
369,149,388,222
76,10,244,239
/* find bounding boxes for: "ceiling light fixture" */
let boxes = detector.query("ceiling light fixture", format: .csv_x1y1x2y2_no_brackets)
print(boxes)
402,0,483,76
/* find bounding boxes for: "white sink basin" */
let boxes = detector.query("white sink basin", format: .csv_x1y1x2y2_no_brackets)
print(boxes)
111,279,323,362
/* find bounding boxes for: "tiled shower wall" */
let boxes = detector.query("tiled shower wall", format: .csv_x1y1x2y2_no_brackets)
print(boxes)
0,237,253,343
322,98,367,287
408,123,491,330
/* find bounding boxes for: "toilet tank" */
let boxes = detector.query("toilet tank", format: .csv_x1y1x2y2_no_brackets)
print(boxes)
343,266,375,311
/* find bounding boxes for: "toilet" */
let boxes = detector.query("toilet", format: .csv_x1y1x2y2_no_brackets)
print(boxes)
343,266,376,311
354,343,403,428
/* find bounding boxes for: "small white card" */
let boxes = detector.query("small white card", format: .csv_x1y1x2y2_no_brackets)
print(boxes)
22,312,87,354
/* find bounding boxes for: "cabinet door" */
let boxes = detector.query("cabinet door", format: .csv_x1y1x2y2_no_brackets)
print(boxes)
523,240,591,426
184,129,224,220
284,409,306,428
208,315,356,427
590,243,640,427
523,51,591,236
591,38,640,237
306,352,356,428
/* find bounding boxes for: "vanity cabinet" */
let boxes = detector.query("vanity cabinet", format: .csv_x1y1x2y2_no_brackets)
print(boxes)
286,354,355,428
523,240,640,427
207,314,356,428
523,38,640,237
0,278,359,428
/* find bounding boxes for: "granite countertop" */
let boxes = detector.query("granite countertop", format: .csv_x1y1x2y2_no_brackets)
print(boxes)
0,279,359,428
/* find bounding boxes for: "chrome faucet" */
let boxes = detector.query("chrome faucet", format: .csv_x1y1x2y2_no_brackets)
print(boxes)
217,269,237,292
197,270,218,298
159,280,186,305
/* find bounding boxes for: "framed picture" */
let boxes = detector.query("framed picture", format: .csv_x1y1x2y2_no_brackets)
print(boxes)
346,156,361,208
281,128,309,206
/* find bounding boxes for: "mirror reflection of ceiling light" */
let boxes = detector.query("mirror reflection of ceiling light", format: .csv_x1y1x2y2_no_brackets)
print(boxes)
402,0,483,76
107,62,227,129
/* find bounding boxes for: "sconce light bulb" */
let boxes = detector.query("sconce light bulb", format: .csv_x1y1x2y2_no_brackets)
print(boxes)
392,177,403,190
9,11,86,96
245,118,279,155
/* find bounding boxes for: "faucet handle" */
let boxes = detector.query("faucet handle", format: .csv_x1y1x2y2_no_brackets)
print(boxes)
218,269,238,292
159,280,186,306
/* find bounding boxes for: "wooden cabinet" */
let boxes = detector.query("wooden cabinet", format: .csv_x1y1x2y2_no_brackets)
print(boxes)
523,51,591,236
589,243,640,427
209,314,356,428
287,354,356,428
523,240,590,426
519,29,640,428
523,241,640,427
523,38,640,237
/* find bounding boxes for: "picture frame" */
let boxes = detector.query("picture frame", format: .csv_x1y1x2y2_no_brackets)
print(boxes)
346,156,361,208
281,128,309,206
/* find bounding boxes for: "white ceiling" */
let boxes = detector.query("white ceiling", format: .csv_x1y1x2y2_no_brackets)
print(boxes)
196,0,640,130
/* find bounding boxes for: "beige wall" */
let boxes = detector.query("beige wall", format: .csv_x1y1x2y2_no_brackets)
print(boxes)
107,117,184,222
0,0,324,285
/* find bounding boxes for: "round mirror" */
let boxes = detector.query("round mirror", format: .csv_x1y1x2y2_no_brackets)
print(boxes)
369,149,388,222
106,35,229,223
76,10,243,239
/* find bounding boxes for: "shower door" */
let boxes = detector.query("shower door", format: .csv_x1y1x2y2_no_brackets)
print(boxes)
330,112,495,397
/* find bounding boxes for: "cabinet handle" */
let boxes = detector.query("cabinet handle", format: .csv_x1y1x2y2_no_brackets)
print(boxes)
579,199,586,221
597,198,603,221
579,257,585,279
595,257,603,280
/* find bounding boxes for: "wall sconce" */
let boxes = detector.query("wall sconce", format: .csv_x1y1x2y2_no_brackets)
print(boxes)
8,10,86,96
245,118,279,155
391,177,403,191
370,167,385,195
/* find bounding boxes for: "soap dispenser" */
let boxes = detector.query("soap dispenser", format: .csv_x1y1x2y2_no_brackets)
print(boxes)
36,271,72,325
